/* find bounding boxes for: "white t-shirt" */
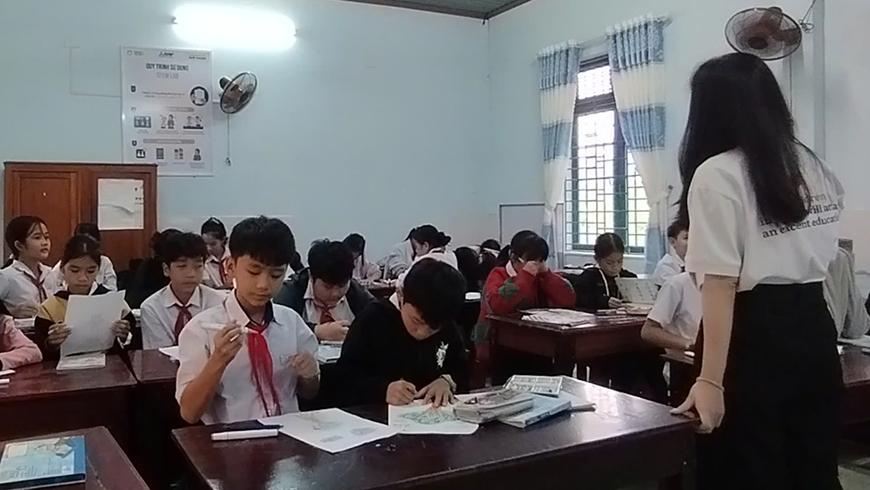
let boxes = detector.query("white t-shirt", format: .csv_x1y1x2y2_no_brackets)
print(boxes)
175,292,318,424
647,272,701,342
303,279,354,325
0,260,58,317
652,253,684,287
685,148,842,292
203,248,231,289
140,284,227,349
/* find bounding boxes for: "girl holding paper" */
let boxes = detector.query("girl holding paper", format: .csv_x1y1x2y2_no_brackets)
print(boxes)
33,235,138,360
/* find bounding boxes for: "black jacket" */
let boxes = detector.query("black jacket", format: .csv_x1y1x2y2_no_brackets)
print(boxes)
568,267,638,310
273,268,375,329
337,299,468,406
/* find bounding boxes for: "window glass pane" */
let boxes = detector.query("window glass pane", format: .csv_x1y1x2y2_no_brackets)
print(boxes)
577,65,613,100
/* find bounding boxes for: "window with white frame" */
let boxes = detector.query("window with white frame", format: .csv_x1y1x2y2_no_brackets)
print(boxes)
565,57,649,254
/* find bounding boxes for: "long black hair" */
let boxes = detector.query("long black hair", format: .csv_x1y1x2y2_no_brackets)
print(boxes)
678,53,810,227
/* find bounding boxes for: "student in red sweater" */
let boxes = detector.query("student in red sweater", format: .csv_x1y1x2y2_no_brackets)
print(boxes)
473,231,575,384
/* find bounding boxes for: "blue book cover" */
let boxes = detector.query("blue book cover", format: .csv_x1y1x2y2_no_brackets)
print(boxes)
0,436,86,489
498,394,572,428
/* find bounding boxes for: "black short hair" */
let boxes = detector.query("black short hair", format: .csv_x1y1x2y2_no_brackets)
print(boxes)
402,258,466,331
201,217,227,240
343,233,366,255
594,233,625,260
508,230,548,262
667,217,689,240
151,228,182,258
229,216,295,267
454,247,480,292
62,235,101,267
289,251,305,273
161,232,208,265
74,223,101,243
308,240,354,286
480,239,501,251
5,216,46,258
410,225,451,248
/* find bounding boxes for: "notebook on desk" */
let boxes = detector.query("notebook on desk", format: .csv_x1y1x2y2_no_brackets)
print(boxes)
520,308,596,327
0,436,86,489
614,278,658,305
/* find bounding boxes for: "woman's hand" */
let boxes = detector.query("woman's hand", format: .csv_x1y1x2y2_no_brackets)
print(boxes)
46,322,71,347
112,320,131,340
416,377,455,407
671,380,725,433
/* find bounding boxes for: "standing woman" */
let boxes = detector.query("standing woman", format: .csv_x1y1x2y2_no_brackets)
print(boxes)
673,53,843,489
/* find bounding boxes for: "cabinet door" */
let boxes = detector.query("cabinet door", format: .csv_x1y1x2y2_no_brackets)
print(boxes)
5,170,81,265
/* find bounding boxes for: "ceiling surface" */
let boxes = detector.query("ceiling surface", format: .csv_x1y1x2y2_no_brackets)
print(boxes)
339,0,534,19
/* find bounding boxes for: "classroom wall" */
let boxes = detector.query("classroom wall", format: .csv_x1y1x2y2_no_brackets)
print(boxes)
825,0,870,272
0,0,490,260
484,0,820,270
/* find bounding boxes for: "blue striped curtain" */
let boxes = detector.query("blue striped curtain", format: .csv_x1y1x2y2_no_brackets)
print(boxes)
607,16,670,273
538,42,582,268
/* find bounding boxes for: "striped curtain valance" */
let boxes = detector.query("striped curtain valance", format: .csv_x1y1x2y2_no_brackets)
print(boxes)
538,42,583,91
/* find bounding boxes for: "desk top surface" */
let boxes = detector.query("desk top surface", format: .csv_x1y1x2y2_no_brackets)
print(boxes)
0,355,136,403
488,312,645,333
127,349,179,385
174,380,693,490
0,426,148,489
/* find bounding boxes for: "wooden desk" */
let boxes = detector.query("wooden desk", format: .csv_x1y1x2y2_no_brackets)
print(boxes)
365,281,396,300
127,349,185,489
841,347,870,425
663,347,870,425
174,381,695,490
0,427,148,489
0,356,136,447
488,313,648,375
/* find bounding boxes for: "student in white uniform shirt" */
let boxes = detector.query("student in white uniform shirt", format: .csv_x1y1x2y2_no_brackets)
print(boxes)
642,271,700,352
0,216,57,318
140,232,225,349
201,217,233,289
49,223,117,291
343,233,381,282
177,217,319,425
378,229,415,280
274,240,375,342
652,220,688,287
671,54,844,490
408,225,457,270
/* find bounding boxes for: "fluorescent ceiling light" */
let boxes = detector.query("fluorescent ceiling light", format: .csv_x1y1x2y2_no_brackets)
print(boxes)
173,4,296,52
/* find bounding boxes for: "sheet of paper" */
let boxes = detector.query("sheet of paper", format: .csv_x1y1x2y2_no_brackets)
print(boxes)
60,291,124,357
521,308,596,326
259,408,397,454
840,335,870,349
614,278,658,305
505,375,563,396
97,178,145,230
388,402,479,435
316,344,342,364
56,352,106,371
158,346,180,361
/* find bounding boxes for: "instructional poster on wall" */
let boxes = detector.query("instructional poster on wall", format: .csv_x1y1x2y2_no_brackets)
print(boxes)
121,47,213,176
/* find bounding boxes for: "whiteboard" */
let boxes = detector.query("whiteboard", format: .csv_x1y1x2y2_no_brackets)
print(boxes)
499,203,545,245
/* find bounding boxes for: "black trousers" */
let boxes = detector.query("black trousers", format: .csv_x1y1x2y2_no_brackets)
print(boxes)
696,282,843,490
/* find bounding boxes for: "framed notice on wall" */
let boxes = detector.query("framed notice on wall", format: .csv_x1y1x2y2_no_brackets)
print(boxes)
121,47,213,176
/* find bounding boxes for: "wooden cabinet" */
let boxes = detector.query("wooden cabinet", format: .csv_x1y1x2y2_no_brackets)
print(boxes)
4,162,157,271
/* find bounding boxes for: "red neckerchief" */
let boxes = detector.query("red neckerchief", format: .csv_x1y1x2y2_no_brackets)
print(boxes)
174,304,192,341
20,265,47,302
244,303,282,417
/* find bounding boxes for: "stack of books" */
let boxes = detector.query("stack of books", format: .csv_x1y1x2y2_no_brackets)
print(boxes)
455,376,597,429
0,436,87,488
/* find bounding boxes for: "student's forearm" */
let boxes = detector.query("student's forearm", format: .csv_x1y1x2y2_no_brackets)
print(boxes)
641,320,692,351
179,359,227,423
298,375,320,400
698,275,737,385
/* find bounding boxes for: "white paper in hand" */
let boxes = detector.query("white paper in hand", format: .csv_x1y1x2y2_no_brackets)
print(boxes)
61,291,125,357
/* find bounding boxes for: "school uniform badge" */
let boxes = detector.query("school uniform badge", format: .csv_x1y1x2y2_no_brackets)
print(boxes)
436,342,448,368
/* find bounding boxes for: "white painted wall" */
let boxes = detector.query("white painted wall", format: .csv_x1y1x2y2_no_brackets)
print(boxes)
485,0,819,271
825,0,870,271
0,0,490,258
